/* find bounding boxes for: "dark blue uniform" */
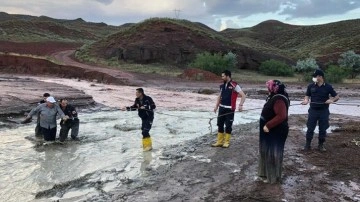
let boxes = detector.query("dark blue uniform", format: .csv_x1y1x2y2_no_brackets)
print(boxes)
127,95,156,138
305,82,337,141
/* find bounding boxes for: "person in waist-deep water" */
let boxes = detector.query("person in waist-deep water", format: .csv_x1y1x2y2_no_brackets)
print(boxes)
59,99,80,142
23,96,69,141
258,80,290,184
35,93,51,138
122,88,156,151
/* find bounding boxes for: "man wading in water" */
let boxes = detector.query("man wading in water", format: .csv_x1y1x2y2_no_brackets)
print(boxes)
122,88,156,151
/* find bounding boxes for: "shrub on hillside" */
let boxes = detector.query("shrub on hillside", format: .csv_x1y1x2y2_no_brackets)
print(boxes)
294,57,319,81
325,65,348,83
259,59,294,76
191,51,237,75
338,50,360,79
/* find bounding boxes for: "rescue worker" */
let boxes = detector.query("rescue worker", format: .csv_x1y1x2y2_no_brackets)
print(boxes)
35,93,50,138
123,88,156,151
22,96,69,141
301,69,339,151
212,70,246,148
59,99,80,142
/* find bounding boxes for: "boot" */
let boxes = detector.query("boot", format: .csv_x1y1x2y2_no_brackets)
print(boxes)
222,133,231,148
318,138,326,152
303,138,312,151
211,133,224,147
142,137,153,151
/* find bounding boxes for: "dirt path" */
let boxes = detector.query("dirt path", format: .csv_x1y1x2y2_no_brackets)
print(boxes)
51,50,140,84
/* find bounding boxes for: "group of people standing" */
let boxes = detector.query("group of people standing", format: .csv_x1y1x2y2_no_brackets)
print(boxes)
22,68,338,185
211,69,338,184
23,93,80,143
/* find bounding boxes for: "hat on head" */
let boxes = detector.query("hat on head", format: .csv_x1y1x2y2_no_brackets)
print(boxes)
312,69,324,77
46,96,56,103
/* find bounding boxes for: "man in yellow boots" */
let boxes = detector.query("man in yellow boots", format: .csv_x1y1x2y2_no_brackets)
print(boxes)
123,88,156,151
212,70,246,148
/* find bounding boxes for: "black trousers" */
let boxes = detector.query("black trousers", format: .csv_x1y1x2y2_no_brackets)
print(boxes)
59,119,80,142
306,108,330,140
217,107,235,134
141,118,153,138
41,127,57,141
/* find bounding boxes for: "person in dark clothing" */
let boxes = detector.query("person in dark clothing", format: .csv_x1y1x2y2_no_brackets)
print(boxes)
59,99,80,142
301,69,339,152
212,70,246,148
258,80,290,184
123,88,156,151
35,93,50,137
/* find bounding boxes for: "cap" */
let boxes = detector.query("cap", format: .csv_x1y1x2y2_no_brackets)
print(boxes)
312,69,324,77
46,96,56,103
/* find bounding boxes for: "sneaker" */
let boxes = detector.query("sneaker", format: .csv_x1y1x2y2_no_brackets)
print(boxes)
318,145,326,152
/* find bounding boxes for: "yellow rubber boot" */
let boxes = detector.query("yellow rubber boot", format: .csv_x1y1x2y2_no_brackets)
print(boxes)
222,133,231,148
142,137,153,151
211,133,224,147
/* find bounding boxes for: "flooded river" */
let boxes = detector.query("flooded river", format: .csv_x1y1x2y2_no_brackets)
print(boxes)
0,108,261,202
1,99,360,201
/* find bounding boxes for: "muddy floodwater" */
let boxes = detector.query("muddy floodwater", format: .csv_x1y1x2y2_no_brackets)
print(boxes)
0,108,261,202
1,98,360,201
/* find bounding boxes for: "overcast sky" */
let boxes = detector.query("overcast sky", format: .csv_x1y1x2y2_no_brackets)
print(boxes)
1,0,359,30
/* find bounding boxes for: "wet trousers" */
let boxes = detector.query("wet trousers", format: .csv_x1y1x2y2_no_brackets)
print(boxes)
35,122,43,137
141,118,153,138
258,119,288,184
59,119,80,142
306,108,329,140
217,107,235,134
41,127,57,141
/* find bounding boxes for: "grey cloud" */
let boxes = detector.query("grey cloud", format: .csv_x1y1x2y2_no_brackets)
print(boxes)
225,19,240,28
94,0,114,5
280,0,360,18
205,0,287,17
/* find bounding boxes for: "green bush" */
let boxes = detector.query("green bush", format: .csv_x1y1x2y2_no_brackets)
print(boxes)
191,51,237,75
338,50,360,79
259,59,294,76
325,65,348,83
294,57,318,81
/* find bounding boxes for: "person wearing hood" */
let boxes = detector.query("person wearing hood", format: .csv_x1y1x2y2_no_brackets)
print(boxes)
301,69,339,152
258,80,290,184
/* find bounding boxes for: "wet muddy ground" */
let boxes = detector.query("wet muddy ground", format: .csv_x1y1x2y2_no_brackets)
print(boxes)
88,114,359,202
0,75,359,201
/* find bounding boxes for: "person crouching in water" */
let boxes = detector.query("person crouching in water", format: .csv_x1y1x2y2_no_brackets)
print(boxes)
59,99,80,142
123,88,156,151
258,80,290,184
23,96,69,141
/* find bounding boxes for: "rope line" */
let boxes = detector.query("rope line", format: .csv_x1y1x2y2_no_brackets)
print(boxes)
129,101,359,136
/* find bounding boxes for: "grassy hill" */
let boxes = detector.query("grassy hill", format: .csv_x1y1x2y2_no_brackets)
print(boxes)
0,12,127,43
221,19,360,61
76,18,290,69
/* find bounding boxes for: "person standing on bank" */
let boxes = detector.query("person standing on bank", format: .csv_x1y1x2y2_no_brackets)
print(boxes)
59,99,80,142
212,70,246,148
23,96,68,141
301,69,339,152
258,80,290,184
35,93,50,138
123,88,156,151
